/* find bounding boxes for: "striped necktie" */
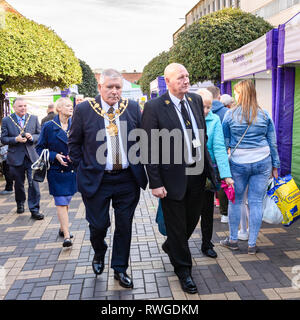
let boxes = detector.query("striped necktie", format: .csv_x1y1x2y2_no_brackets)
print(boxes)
107,106,122,170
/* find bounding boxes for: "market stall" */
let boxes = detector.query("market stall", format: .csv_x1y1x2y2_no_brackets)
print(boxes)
276,12,300,185
221,28,278,118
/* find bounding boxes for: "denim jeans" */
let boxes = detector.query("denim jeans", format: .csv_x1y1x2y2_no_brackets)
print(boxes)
228,156,272,247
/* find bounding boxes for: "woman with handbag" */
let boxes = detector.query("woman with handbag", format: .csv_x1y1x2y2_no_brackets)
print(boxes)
196,89,234,258
220,80,280,254
36,98,76,247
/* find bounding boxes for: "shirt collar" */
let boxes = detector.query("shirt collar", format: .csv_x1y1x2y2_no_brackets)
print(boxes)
16,114,26,121
168,92,188,109
101,97,118,112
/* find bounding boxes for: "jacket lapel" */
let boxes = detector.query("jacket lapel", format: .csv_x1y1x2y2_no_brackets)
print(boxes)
95,95,105,132
185,93,203,130
163,92,183,131
53,115,68,145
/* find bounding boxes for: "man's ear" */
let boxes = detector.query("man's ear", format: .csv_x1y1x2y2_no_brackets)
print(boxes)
97,83,101,93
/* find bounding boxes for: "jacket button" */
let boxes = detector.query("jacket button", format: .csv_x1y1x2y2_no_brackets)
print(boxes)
61,170,63,173
71,170,74,173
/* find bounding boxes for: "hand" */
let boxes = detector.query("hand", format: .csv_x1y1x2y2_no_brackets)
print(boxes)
25,133,33,141
272,167,278,179
15,135,27,143
224,177,234,187
56,154,68,167
152,187,167,199
66,155,72,162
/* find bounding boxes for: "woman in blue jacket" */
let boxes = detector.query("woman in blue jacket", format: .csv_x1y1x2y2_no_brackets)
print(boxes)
221,80,280,254
196,89,234,258
36,98,76,247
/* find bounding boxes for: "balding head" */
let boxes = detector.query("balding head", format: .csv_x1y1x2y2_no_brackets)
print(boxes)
196,88,213,118
164,63,190,100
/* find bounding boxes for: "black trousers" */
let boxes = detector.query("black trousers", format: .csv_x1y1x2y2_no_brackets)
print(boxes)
2,160,13,191
9,156,40,213
200,189,215,251
161,172,206,278
82,169,140,273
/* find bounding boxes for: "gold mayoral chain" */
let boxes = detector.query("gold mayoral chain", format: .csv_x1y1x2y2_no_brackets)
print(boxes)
51,120,70,137
88,98,129,136
9,115,31,134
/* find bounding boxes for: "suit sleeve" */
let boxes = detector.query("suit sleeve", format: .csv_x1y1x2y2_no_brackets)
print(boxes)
1,118,18,146
141,102,163,189
29,116,41,145
68,105,84,167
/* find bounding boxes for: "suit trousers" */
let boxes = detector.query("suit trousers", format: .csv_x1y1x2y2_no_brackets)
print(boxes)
2,160,13,191
161,172,206,278
82,169,140,273
10,156,40,213
200,189,215,251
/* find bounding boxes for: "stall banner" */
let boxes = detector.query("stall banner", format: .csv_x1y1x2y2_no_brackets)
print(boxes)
222,34,267,82
280,14,300,65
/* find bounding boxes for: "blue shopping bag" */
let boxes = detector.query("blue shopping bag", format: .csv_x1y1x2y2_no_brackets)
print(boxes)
155,199,167,236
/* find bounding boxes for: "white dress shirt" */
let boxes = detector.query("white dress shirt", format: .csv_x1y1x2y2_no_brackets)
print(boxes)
101,98,129,170
168,92,201,164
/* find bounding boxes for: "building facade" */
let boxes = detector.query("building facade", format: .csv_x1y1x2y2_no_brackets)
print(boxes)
173,0,300,43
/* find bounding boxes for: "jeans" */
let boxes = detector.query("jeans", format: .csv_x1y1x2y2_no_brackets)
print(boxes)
228,156,272,247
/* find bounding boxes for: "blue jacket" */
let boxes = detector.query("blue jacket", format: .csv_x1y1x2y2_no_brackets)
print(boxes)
206,111,231,179
212,100,228,122
222,107,280,168
36,115,77,196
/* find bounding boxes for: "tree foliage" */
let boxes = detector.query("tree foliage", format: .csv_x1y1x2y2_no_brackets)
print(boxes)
0,12,82,94
140,8,273,94
77,59,98,98
170,8,273,84
139,50,170,96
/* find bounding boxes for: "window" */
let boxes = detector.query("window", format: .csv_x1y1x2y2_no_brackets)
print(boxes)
213,1,216,12
223,0,227,8
208,4,210,13
218,0,221,10
256,0,299,19
204,8,207,15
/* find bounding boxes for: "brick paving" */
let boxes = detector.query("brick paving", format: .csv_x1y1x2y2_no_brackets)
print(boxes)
0,179,300,300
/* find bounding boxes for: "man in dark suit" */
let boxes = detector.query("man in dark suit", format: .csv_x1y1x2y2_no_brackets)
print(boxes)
1,98,44,220
141,63,215,294
41,103,56,126
68,69,147,289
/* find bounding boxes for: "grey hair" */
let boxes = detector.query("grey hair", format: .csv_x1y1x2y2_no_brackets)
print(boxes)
220,94,234,107
13,97,26,106
54,97,73,113
196,88,213,102
100,69,123,85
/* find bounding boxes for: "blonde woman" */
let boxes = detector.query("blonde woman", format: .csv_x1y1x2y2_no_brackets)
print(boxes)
36,98,76,247
220,80,280,254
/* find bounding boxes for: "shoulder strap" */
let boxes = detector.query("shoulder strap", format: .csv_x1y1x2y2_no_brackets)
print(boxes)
228,124,250,159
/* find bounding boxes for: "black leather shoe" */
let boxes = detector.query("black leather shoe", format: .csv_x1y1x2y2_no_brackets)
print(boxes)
92,255,105,276
63,238,73,247
179,276,198,294
114,271,133,288
202,248,218,258
58,229,73,239
31,212,44,220
17,202,24,214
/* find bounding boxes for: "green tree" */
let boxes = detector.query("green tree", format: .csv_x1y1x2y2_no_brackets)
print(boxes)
0,12,82,116
77,59,99,98
170,8,273,84
139,50,170,96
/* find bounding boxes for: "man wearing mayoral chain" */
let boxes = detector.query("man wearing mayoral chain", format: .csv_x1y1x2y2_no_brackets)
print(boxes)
68,69,147,289
1,98,44,220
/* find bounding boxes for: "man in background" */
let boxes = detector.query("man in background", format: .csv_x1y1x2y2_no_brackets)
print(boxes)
41,103,56,126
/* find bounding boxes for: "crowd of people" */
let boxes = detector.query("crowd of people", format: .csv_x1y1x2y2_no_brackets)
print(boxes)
0,63,280,294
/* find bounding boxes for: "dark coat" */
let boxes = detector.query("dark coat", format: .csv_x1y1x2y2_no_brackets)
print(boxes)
36,115,76,196
141,91,216,200
41,112,56,126
68,95,148,198
1,113,40,166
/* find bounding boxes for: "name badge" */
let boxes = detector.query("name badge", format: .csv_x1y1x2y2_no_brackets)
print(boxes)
192,139,201,148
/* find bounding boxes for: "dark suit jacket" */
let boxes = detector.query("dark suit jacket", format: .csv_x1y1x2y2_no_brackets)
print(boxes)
141,91,215,200
68,95,148,198
41,112,56,126
1,113,41,166
36,115,76,196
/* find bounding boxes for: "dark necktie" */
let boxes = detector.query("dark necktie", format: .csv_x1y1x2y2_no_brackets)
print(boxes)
18,118,24,128
107,106,122,170
180,100,196,157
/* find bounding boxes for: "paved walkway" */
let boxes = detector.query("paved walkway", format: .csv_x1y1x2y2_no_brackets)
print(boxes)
0,179,300,301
